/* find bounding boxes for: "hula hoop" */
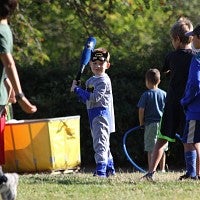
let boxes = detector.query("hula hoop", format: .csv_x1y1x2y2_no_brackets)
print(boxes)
123,126,182,173
123,126,146,173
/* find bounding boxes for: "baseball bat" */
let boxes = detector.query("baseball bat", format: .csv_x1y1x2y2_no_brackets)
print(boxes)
75,36,96,81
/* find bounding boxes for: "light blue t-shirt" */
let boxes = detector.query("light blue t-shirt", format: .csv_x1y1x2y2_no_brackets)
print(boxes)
137,88,166,124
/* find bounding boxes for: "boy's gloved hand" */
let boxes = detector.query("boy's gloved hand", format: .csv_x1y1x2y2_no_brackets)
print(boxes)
71,80,78,92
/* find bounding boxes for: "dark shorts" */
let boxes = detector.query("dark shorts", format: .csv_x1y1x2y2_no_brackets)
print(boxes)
158,101,185,142
182,120,200,143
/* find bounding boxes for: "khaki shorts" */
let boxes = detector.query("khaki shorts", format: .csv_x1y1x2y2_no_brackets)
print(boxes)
144,122,168,152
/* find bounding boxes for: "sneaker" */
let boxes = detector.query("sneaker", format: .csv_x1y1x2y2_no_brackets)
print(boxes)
0,173,19,200
93,171,107,178
179,173,197,180
141,171,155,182
93,163,107,178
106,168,116,177
106,160,116,177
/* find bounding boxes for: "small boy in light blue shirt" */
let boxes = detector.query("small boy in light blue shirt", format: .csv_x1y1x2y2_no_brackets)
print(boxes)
137,68,167,171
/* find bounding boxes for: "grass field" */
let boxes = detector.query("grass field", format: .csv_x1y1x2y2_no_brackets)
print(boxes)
16,168,200,200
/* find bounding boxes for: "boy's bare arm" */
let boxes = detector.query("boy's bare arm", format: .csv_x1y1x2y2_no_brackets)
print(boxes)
138,108,145,126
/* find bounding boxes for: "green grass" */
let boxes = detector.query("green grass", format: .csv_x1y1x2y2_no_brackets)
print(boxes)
16,169,200,200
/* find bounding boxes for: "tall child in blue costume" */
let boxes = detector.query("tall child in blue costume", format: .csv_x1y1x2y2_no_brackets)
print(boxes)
180,25,200,179
71,48,115,177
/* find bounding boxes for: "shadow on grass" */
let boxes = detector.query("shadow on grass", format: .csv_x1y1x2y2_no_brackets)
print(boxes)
20,167,142,186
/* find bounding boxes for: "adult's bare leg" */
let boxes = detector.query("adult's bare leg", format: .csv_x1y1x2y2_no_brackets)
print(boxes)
149,138,168,172
159,152,166,172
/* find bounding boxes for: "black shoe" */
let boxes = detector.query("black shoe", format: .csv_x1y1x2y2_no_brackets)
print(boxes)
141,171,155,181
179,173,197,180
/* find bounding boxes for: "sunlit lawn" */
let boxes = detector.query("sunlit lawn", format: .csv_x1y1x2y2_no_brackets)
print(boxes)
16,168,200,200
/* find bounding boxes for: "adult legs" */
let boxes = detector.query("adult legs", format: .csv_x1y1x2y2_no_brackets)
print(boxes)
148,151,166,172
0,115,19,199
149,138,168,173
159,152,166,172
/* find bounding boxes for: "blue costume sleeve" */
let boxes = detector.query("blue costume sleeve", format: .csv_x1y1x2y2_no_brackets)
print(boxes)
74,87,90,104
181,56,200,106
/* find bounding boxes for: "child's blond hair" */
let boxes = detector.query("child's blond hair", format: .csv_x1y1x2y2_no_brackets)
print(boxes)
170,17,193,44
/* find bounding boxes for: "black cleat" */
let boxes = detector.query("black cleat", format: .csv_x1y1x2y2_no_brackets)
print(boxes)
179,173,197,180
140,171,155,182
